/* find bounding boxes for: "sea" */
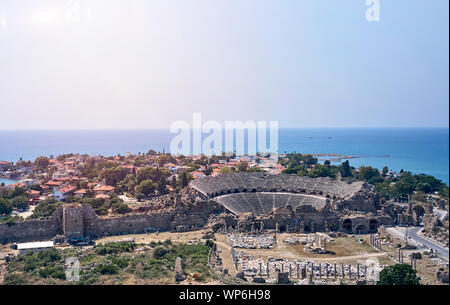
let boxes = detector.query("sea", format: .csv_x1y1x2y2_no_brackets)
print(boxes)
0,128,448,185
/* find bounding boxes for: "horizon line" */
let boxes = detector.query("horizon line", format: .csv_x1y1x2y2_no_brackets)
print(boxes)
0,126,449,132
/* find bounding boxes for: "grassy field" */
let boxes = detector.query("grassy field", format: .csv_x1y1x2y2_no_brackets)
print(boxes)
284,235,378,259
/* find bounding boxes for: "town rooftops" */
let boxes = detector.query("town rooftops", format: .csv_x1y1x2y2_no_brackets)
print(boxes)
17,241,54,250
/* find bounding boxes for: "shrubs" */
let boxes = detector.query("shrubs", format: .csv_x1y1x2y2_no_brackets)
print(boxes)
4,241,211,284
39,266,66,279
4,273,26,285
205,239,215,248
112,202,131,214
94,242,136,255
153,246,170,259
94,264,119,275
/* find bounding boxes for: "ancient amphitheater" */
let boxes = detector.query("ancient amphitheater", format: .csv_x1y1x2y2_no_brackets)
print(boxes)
191,173,394,234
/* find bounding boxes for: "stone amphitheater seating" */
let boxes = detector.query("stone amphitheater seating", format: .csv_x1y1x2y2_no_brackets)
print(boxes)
190,173,363,198
215,192,327,216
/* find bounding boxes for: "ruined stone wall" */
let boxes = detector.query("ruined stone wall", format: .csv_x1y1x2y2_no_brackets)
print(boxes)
0,218,61,243
336,185,380,213
0,201,217,243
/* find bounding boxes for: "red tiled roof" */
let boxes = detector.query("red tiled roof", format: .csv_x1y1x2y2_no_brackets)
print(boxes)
46,180,64,186
93,185,114,192
57,185,76,194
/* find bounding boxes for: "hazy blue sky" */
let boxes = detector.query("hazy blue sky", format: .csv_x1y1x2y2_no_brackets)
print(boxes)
0,0,448,129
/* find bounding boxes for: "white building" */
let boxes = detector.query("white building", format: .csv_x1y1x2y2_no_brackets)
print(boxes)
17,241,54,254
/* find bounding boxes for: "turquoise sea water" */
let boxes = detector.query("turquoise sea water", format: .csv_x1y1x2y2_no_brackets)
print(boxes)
0,128,448,184
0,178,18,186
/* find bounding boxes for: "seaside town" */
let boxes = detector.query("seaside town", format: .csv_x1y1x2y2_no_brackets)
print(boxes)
0,151,448,285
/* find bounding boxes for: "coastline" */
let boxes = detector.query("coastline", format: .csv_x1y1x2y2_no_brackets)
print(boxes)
0,128,448,184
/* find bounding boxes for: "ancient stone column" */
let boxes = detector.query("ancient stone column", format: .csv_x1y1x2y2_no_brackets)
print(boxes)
259,261,262,276
341,264,345,278
297,263,300,278
357,264,360,279
349,265,352,278
326,263,329,278
364,265,367,278
311,262,314,278
267,262,270,277
289,263,292,278
301,267,307,280
334,263,337,279
319,263,322,278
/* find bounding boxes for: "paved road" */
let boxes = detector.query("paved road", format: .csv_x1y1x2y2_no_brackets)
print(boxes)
387,226,449,259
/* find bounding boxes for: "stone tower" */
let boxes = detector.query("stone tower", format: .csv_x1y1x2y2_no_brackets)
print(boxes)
63,204,84,238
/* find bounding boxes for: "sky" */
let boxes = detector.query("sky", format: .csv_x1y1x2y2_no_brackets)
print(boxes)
0,0,448,129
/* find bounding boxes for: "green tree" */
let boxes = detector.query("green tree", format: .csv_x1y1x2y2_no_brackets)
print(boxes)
204,167,213,176
157,179,167,195
411,191,427,202
180,171,190,188
219,167,233,174
136,180,156,197
12,196,29,210
136,167,170,184
34,156,49,170
308,164,336,178
31,198,61,218
339,160,352,178
100,166,129,186
358,166,380,182
236,161,248,172
135,193,145,202
378,264,420,285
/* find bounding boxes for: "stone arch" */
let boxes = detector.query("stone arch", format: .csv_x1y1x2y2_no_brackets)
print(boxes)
412,204,426,225
354,225,367,234
303,225,311,233
369,219,378,232
342,219,352,233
